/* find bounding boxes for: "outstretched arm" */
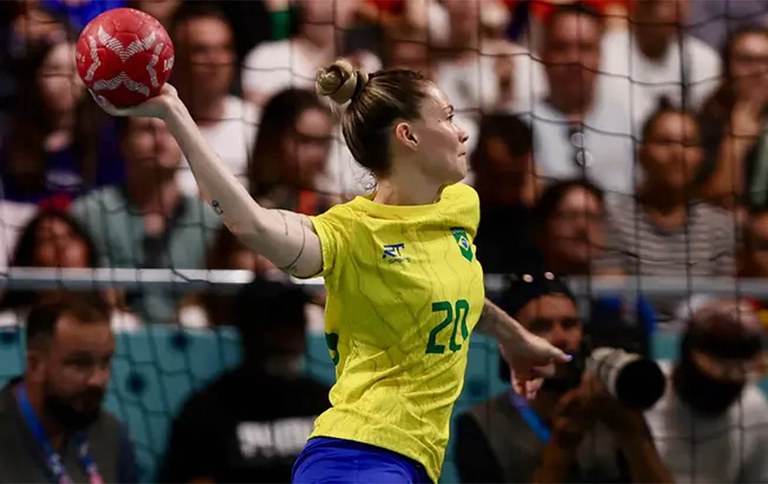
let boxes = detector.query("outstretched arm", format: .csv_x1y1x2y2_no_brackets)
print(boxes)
93,86,322,278
475,299,526,342
476,298,570,398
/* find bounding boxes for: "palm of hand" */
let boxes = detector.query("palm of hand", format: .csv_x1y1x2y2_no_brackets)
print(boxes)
501,331,566,399
90,83,178,119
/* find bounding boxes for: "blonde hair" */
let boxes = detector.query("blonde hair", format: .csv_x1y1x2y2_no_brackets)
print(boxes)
315,60,369,105
314,59,431,176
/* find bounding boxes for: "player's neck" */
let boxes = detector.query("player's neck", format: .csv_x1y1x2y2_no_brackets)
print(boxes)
126,176,181,215
300,26,335,52
634,28,672,61
547,91,594,123
638,184,688,213
374,172,444,206
181,91,226,126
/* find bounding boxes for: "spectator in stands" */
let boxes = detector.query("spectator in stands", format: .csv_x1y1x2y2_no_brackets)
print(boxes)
213,1,272,71
176,227,278,328
241,0,381,107
169,2,257,196
72,116,219,325
645,299,768,483
0,1,67,123
601,0,722,131
39,0,124,32
515,0,631,36
0,209,140,331
0,295,138,483
355,0,429,37
160,277,330,483
527,179,609,276
6,1,68,52
600,103,736,276
528,3,635,195
433,0,541,150
456,272,671,483
0,39,123,206
242,1,380,197
736,211,768,328
129,0,180,29
471,114,538,274
248,88,339,215
739,210,768,278
383,31,434,78
687,0,768,52
698,27,768,209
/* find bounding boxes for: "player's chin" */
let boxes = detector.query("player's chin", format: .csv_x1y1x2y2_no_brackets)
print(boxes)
450,157,468,183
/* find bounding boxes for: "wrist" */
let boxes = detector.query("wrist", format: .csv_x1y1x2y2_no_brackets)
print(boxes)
163,95,185,120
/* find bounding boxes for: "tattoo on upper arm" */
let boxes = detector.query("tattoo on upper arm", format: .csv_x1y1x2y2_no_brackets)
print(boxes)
276,210,307,275
277,210,289,236
478,299,500,331
211,200,224,215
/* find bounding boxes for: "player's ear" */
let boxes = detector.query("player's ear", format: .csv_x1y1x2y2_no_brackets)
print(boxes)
395,122,418,151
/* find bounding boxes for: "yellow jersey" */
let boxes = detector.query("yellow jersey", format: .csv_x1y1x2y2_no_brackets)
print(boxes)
306,183,485,482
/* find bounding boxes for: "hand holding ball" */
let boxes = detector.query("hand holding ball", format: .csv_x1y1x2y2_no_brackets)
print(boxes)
76,8,174,108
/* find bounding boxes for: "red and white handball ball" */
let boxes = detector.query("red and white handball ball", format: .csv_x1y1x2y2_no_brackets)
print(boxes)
75,8,174,107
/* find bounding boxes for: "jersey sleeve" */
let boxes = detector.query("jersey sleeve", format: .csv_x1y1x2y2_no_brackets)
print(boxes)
308,206,353,279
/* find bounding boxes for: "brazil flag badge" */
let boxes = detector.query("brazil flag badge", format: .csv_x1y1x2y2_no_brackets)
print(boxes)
450,227,474,262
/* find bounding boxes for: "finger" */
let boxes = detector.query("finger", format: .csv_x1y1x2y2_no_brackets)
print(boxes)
526,378,543,400
531,363,556,378
549,346,572,365
89,90,126,116
512,377,525,396
89,90,113,112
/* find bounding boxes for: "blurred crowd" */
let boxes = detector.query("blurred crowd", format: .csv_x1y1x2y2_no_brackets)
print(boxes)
0,0,768,483
0,0,766,330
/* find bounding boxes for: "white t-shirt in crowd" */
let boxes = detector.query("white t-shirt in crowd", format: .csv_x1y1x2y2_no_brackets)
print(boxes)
600,29,722,132
0,201,36,269
0,307,141,332
241,39,382,105
319,126,371,197
645,362,768,484
436,45,546,155
176,96,258,197
525,96,636,195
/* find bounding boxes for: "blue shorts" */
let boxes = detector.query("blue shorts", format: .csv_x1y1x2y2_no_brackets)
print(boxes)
292,437,433,483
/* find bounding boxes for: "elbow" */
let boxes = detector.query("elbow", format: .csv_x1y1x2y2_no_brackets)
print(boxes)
223,216,264,248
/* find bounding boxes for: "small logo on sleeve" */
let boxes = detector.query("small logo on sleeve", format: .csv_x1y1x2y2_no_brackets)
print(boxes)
450,227,474,262
382,243,409,263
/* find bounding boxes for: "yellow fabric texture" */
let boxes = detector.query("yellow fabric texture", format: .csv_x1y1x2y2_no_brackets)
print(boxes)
306,183,486,482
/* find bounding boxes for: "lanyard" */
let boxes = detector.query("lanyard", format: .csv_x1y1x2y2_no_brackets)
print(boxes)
508,390,551,443
14,383,104,484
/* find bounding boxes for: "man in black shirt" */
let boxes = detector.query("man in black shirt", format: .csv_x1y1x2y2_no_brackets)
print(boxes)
160,278,330,483
0,294,137,483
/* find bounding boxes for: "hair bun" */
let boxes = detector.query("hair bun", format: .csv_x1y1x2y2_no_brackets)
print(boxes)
316,59,369,105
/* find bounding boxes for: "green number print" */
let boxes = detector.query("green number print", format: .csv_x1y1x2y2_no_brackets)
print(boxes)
325,332,340,365
426,299,470,354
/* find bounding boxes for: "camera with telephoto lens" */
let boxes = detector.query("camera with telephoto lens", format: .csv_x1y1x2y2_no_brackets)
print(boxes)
585,347,667,409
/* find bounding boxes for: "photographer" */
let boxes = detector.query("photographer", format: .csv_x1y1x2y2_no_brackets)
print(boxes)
645,299,768,483
455,273,672,483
